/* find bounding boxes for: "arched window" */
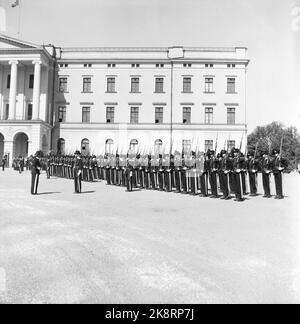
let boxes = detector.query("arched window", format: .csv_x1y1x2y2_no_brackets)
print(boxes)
130,139,138,153
154,139,163,155
57,138,65,155
81,138,90,155
105,139,114,154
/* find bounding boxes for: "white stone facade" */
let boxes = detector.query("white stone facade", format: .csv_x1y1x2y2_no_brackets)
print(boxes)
0,34,250,163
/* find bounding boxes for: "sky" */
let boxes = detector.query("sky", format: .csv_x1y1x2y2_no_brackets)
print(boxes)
0,0,299,132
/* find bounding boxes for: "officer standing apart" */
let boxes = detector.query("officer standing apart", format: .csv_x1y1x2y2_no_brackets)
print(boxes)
74,151,83,193
31,151,43,195
272,149,287,199
1,156,6,171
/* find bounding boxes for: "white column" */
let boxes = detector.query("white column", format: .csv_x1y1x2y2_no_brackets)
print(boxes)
8,60,18,120
32,60,42,120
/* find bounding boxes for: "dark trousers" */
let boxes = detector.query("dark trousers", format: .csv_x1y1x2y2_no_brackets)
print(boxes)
190,173,199,195
106,168,111,185
158,171,164,190
200,173,208,196
46,167,50,179
262,172,271,196
221,172,230,198
126,170,133,191
74,174,82,193
234,172,243,200
209,172,218,197
229,173,236,194
249,172,257,194
274,172,283,197
31,172,40,195
150,171,157,189
181,170,187,193
164,171,172,192
175,170,181,192
241,172,247,194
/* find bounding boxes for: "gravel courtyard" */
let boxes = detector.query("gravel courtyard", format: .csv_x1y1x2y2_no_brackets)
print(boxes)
0,169,299,304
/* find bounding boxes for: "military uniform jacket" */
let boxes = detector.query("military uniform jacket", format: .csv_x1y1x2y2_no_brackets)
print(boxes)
31,157,41,175
273,156,288,174
74,158,84,174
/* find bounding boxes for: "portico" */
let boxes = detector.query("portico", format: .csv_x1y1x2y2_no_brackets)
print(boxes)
0,34,55,165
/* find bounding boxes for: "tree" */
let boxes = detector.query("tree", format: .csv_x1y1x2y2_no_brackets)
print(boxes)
247,122,300,170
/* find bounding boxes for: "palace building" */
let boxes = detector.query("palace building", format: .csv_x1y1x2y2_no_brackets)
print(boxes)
0,34,250,164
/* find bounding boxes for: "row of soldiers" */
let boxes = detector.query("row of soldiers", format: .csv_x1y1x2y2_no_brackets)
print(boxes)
42,147,287,200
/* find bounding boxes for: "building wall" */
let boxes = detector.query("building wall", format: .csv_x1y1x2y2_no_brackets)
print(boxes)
53,47,249,154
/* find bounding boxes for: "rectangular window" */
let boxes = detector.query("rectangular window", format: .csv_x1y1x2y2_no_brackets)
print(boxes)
27,104,33,121
7,75,10,89
83,77,92,93
183,77,192,93
106,107,115,123
227,108,236,125
182,140,191,154
205,78,214,93
155,107,163,124
205,107,214,124
5,104,9,120
29,74,34,89
107,78,116,93
58,77,68,93
205,140,214,152
130,107,139,124
227,140,236,151
155,78,164,93
183,107,191,124
227,78,236,93
82,106,91,123
58,106,66,123
131,78,140,93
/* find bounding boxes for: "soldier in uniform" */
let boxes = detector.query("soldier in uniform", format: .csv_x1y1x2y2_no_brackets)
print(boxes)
73,151,83,193
261,151,272,198
158,154,165,191
126,151,136,192
174,151,182,193
150,153,159,190
1,156,6,171
209,150,219,198
233,149,245,202
31,151,43,195
199,152,209,197
247,151,259,196
272,149,288,199
163,153,173,192
105,154,111,185
189,152,198,195
181,153,188,194
219,150,232,200
229,148,236,195
144,155,152,190
46,155,51,179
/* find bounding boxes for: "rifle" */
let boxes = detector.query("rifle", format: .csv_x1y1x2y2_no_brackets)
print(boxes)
215,134,219,153
279,136,284,169
254,142,259,160
239,133,244,151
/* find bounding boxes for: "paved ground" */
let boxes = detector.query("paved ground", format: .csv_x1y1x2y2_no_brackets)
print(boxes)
0,169,299,304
